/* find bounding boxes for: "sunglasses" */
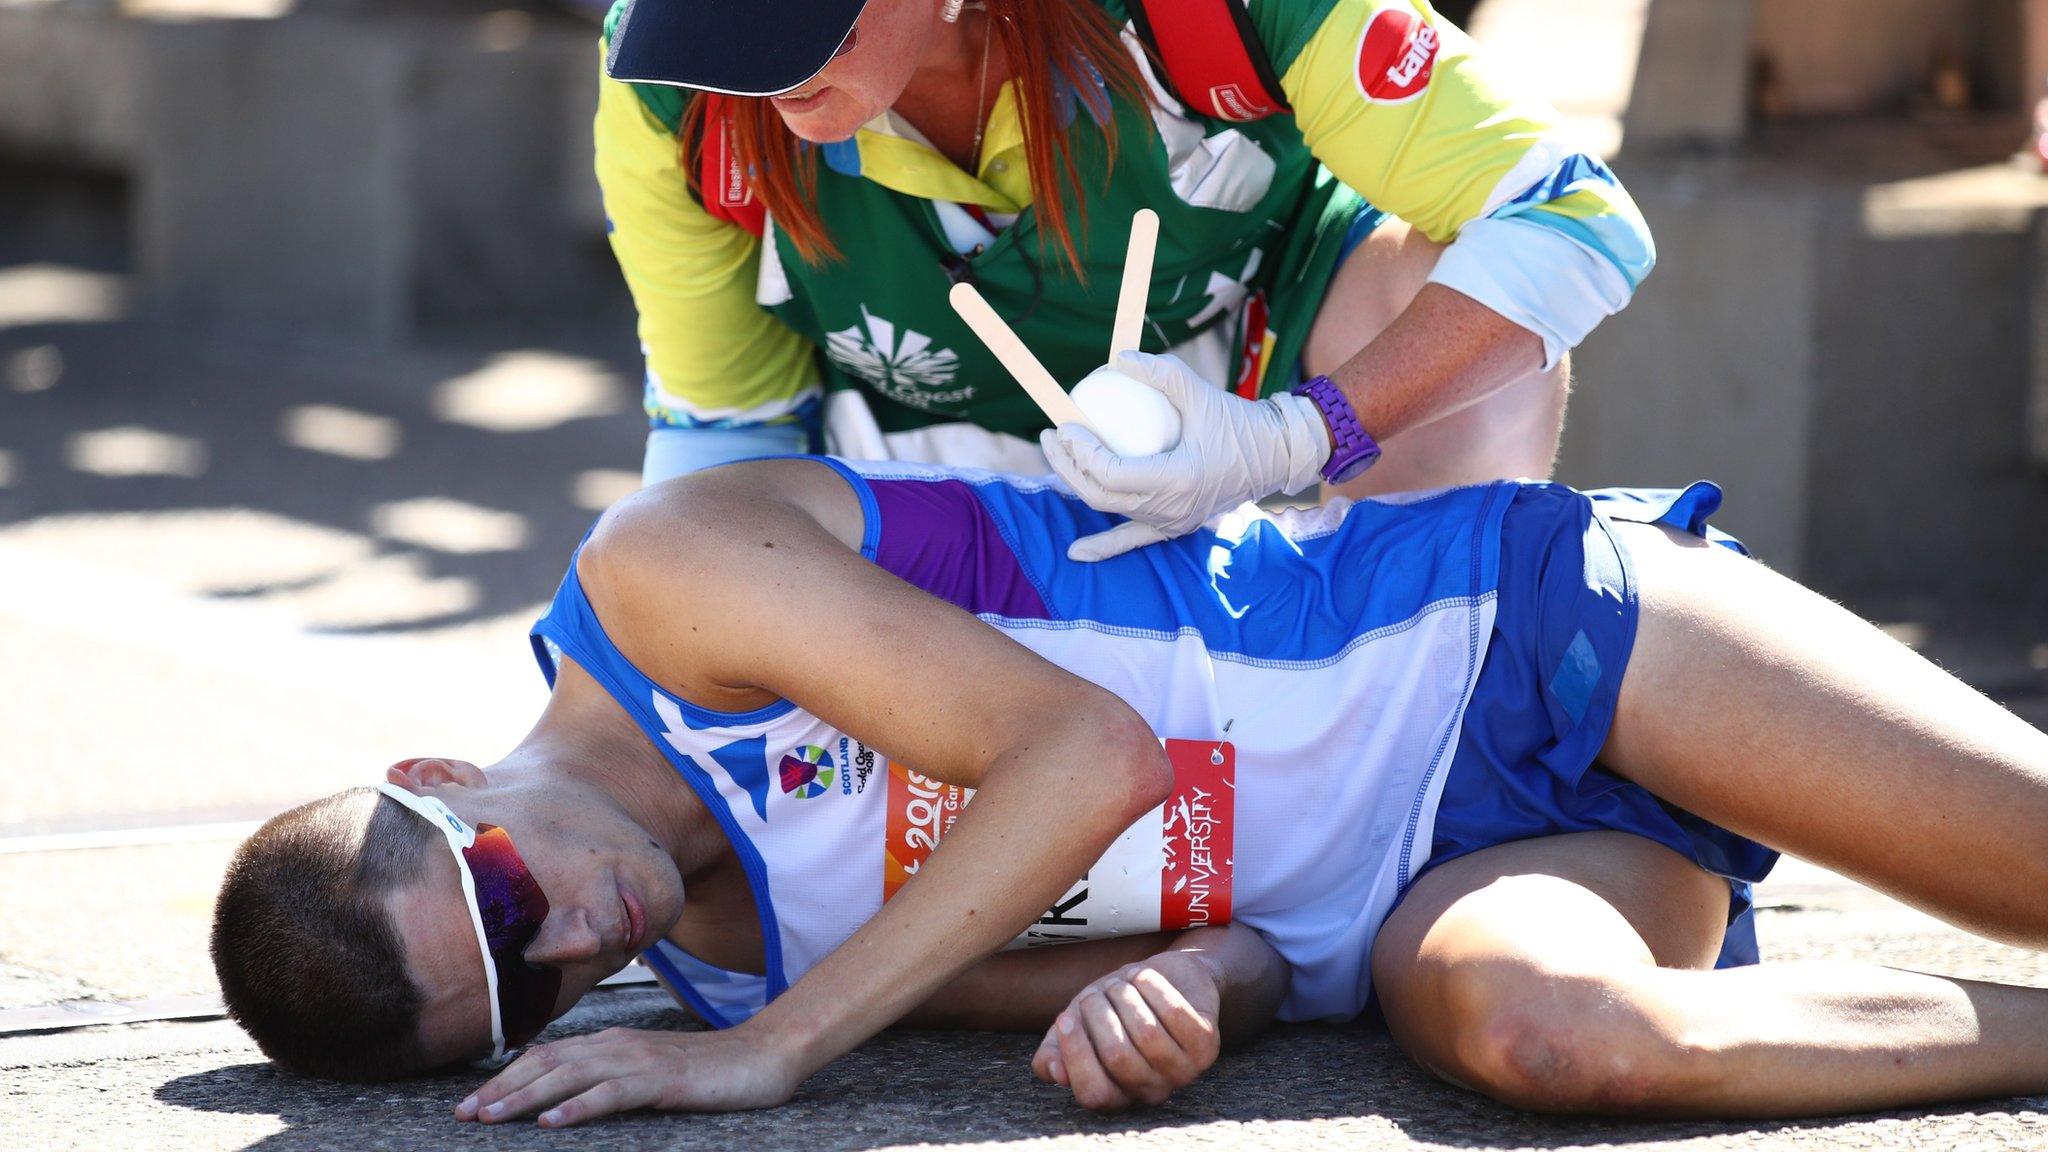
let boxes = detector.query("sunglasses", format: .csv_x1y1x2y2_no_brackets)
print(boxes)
376,783,563,1068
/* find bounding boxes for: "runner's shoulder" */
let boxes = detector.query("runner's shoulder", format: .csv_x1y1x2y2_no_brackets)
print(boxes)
594,460,856,568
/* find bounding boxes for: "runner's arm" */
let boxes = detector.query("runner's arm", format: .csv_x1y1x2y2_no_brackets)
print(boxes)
470,465,1174,1122
900,924,1288,1043
1027,924,1289,1110
898,933,1185,1031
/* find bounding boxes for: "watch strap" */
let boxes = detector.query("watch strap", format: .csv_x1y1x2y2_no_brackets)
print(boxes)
1292,375,1381,485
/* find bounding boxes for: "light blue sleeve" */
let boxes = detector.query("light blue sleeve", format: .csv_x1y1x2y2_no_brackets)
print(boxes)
1427,214,1635,371
1425,150,1657,369
642,423,809,486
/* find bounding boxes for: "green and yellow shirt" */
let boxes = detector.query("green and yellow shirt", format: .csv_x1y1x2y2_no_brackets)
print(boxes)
594,0,1653,438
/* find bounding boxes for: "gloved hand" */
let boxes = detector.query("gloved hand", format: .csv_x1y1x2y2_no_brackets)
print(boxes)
1039,351,1333,563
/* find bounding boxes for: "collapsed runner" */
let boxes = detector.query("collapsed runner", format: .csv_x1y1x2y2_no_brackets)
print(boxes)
213,455,2048,1124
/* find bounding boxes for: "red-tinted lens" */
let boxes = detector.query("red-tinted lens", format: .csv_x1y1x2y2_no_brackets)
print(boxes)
464,825,564,1047
493,954,563,1048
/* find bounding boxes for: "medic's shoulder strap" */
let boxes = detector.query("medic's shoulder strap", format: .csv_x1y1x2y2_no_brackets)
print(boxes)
1127,0,1292,122
695,93,769,237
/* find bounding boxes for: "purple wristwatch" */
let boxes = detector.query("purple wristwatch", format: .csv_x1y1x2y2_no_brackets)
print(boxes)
1292,375,1382,484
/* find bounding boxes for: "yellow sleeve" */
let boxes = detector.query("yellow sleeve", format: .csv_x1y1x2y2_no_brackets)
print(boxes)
594,62,818,424
1280,0,1653,291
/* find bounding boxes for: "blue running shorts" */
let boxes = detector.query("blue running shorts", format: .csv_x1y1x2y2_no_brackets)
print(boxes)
1416,481,1780,967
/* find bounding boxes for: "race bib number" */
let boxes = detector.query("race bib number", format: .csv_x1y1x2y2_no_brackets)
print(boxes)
883,739,1238,947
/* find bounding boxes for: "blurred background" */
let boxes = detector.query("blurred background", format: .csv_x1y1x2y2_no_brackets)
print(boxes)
1,0,2046,1128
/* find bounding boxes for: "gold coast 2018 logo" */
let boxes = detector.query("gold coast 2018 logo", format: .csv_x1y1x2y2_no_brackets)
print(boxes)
778,745,836,799
824,307,974,407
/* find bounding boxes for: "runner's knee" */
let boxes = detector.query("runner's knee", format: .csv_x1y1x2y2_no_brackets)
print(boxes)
1438,962,1707,1114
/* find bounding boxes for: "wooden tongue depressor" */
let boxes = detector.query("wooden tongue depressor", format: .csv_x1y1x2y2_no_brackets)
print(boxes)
1109,208,1159,359
947,281,1093,429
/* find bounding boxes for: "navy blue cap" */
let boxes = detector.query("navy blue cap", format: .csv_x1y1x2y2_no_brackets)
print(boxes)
604,0,870,96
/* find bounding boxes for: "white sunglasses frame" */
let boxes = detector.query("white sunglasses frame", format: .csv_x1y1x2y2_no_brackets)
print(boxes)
374,782,517,1069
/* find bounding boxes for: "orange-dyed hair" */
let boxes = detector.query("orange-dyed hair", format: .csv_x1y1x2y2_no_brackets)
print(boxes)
679,0,1150,277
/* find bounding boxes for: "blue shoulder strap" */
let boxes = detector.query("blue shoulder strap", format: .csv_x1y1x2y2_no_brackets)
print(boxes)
528,543,795,1001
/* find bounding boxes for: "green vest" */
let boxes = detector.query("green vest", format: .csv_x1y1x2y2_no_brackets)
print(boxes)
618,0,1362,438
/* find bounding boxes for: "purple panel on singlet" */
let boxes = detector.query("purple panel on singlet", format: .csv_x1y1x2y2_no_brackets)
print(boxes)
867,478,1051,620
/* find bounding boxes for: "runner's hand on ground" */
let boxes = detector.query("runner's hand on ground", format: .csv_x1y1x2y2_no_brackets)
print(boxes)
456,1024,801,1127
1031,950,1224,1110
1040,351,1331,563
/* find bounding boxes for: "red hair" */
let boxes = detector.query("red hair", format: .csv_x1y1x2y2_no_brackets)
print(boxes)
680,0,1150,276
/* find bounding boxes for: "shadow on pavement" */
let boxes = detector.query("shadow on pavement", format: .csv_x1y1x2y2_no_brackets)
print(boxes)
0,317,644,635
0,162,645,637
152,995,2048,1151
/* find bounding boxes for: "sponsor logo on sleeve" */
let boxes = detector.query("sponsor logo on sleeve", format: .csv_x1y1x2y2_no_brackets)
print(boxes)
1355,8,1439,104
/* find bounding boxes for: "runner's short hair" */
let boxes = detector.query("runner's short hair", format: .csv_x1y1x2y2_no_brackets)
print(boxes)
211,788,435,1080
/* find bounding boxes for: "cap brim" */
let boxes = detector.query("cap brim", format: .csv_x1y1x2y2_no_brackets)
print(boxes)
605,0,869,96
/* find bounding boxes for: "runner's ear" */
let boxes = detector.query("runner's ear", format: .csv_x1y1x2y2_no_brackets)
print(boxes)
385,757,487,791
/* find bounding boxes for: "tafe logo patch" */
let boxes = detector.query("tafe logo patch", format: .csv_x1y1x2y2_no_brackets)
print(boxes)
1355,8,1439,104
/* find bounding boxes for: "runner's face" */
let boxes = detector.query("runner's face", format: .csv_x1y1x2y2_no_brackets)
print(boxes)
382,765,686,1066
768,0,946,142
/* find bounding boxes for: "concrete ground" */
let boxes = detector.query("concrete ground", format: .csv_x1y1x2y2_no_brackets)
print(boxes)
5,169,2048,1150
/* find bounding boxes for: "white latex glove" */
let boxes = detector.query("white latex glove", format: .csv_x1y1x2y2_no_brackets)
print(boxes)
1039,351,1332,562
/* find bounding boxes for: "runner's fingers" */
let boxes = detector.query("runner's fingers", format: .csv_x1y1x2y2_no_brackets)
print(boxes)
474,1064,609,1123
1032,1029,1068,1086
536,1075,666,1129
1103,979,1197,1085
1076,989,1174,1106
1130,967,1221,1064
461,1043,569,1118
1054,1009,1131,1112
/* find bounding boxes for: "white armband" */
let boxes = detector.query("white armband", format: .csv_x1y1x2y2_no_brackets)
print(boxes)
1426,215,1636,371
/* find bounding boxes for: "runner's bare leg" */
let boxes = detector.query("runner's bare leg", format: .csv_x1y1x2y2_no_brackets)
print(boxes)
1604,522,2048,947
1373,832,2048,1116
